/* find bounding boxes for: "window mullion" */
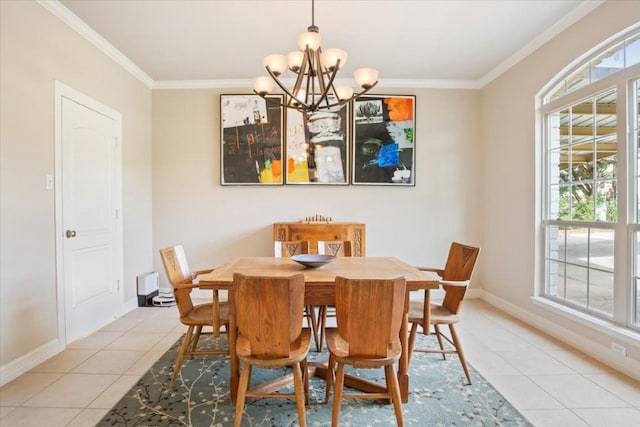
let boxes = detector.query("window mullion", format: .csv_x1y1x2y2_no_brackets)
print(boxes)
615,77,631,326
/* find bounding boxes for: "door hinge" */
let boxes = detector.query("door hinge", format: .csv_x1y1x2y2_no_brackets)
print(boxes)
115,208,119,219
117,279,120,291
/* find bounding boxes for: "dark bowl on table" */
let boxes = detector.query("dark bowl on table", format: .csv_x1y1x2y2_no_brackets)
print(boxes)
290,254,336,269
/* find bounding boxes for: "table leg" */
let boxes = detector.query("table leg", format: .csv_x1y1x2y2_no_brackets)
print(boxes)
398,312,409,403
228,294,239,404
398,289,431,403
211,290,220,337
424,289,431,333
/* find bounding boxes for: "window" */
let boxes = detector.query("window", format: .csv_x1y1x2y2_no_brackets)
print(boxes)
632,78,640,328
542,29,640,331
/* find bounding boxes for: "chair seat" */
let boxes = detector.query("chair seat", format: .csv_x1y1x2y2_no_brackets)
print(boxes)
181,302,229,326
236,328,312,368
325,328,401,368
408,300,460,325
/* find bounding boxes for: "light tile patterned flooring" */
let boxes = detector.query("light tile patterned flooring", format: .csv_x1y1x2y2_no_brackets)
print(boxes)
1,299,639,426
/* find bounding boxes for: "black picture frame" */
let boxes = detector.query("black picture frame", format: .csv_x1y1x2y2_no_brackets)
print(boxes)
220,94,284,185
351,95,416,186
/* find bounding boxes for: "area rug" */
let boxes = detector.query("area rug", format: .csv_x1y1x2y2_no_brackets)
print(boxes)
98,334,532,426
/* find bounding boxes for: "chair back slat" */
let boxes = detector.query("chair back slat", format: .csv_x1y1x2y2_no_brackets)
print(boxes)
441,242,480,281
441,242,480,314
317,240,353,257
334,276,406,358
160,245,195,317
160,245,193,285
234,273,305,358
274,241,310,258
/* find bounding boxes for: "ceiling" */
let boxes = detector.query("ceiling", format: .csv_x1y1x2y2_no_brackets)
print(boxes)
57,0,602,88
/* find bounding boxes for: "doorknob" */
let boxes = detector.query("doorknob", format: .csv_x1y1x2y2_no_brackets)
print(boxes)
65,229,77,238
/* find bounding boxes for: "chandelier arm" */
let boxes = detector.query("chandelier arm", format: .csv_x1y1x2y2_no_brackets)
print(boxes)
304,47,319,107
264,65,311,110
310,60,341,111
291,52,313,108
316,79,380,110
312,49,326,108
251,91,291,109
310,81,335,111
334,80,380,106
292,48,323,109
254,79,380,113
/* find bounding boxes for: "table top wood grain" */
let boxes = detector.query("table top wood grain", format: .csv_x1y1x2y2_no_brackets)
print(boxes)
198,256,440,290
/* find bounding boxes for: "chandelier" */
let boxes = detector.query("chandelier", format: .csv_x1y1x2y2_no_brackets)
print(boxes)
252,0,379,114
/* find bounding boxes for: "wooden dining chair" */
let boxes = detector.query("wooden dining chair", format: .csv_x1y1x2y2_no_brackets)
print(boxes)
317,240,353,257
408,242,480,385
324,276,407,427
159,245,229,387
315,240,353,351
273,240,321,351
274,240,310,257
233,273,311,427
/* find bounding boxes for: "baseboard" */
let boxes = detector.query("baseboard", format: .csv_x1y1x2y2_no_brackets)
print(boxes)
124,296,139,313
0,339,60,387
480,290,640,382
466,288,482,299
1,298,143,387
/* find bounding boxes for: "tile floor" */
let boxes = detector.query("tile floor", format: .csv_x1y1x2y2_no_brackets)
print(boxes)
1,299,639,426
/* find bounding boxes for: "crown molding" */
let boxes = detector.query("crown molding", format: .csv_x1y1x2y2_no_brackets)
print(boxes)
152,79,254,90
37,1,481,92
379,79,482,90
477,0,605,87
38,0,154,89
39,0,605,93
152,78,482,91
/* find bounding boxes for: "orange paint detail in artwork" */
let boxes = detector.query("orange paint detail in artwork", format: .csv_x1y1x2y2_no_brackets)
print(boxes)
271,159,282,177
384,98,413,121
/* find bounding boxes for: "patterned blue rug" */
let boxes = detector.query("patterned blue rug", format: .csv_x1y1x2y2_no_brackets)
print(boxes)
98,334,532,426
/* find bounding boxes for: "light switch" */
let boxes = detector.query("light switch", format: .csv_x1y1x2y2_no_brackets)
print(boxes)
46,174,54,190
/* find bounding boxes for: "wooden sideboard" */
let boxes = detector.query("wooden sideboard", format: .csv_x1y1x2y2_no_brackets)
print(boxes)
273,222,366,256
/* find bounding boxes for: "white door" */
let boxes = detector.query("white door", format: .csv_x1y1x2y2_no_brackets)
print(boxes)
56,83,123,344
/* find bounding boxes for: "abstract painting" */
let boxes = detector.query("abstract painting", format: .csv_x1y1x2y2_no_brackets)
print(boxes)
352,95,415,185
221,94,284,185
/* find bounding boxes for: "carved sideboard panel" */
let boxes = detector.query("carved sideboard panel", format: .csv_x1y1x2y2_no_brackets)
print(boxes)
273,222,366,256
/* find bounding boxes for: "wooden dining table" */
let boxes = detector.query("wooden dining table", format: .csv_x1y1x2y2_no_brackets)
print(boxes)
198,256,439,404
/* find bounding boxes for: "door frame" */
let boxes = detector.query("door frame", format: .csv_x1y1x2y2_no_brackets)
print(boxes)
54,81,124,349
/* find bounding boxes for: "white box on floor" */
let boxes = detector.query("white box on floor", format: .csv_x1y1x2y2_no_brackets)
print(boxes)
137,271,159,295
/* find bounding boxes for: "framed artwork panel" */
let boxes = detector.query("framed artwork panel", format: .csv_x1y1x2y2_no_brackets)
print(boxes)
220,94,284,185
285,102,350,185
352,95,415,186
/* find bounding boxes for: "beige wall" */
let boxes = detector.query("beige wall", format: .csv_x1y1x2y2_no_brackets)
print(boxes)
0,1,153,374
152,88,482,284
480,0,640,373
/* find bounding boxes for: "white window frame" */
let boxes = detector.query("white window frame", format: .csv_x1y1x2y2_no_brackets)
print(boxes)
539,28,640,335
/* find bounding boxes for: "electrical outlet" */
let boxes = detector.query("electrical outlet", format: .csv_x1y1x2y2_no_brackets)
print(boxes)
45,174,54,190
611,342,627,357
